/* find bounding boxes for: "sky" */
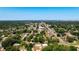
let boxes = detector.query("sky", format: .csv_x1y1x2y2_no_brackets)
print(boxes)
0,7,79,21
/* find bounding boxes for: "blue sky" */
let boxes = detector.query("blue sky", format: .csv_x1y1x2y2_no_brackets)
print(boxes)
0,7,79,21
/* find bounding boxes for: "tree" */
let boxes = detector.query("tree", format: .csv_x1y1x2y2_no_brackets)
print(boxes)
25,43,33,51
71,31,79,36
32,34,45,43
26,35,33,42
42,45,53,51
22,29,27,33
67,36,76,43
6,46,20,51
0,37,2,42
56,28,66,34
42,44,77,51
2,37,21,49
48,37,59,45
69,46,77,51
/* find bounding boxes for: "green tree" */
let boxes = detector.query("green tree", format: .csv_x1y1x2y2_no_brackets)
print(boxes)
6,46,20,51
67,36,76,43
56,28,66,34
32,34,45,43
25,43,33,51
2,37,21,49
42,44,77,51
69,46,77,51
48,37,59,45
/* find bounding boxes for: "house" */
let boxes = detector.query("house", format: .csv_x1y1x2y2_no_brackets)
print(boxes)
32,43,42,51
42,44,48,48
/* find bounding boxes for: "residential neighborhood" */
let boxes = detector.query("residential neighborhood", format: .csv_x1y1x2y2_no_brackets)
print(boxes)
0,21,79,51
